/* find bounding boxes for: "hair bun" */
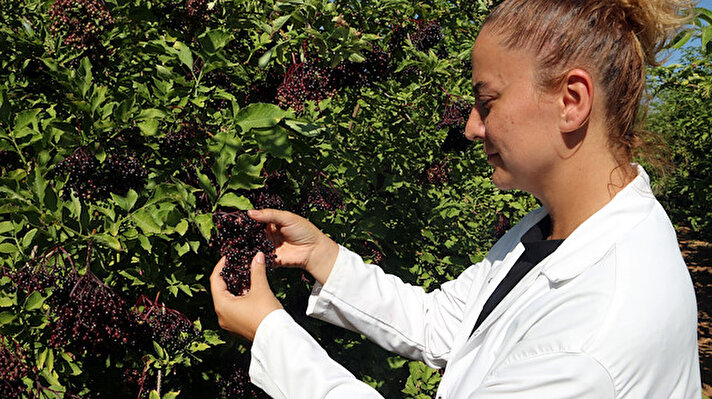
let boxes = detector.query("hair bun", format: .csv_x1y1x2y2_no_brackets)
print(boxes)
615,0,695,65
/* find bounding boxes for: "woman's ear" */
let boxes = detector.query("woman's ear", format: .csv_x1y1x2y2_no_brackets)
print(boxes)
559,68,594,133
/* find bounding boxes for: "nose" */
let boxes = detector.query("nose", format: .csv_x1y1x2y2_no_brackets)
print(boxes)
464,105,485,141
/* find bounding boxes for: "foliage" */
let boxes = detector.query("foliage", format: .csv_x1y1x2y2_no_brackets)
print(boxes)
0,0,538,397
647,47,712,241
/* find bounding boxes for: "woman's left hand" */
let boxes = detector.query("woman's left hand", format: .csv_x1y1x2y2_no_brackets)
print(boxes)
210,252,283,341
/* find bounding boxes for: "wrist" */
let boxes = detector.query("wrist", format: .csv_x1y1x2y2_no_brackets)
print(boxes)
306,237,339,285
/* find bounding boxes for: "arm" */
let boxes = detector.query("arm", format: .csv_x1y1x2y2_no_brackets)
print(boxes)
210,251,383,398
250,309,384,399
307,245,486,368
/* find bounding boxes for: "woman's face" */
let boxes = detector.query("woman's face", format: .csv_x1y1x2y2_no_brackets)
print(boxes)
465,29,563,195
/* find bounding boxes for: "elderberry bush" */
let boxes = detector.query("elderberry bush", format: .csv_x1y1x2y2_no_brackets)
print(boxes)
0,337,30,399
48,0,114,51
213,211,276,296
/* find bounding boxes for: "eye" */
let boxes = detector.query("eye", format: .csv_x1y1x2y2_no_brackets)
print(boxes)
475,98,493,117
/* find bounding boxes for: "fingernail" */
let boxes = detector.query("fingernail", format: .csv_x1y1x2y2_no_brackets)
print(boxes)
255,251,265,264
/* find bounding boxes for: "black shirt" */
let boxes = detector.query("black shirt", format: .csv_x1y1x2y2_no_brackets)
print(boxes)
470,215,564,337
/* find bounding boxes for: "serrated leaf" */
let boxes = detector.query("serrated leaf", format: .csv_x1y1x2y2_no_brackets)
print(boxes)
149,390,160,399
217,193,252,209
24,290,45,310
153,341,166,359
202,330,225,345
236,103,291,131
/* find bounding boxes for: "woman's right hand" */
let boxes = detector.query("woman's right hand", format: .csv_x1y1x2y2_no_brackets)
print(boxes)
247,209,339,285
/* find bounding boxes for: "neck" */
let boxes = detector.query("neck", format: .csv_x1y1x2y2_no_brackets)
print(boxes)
537,152,635,241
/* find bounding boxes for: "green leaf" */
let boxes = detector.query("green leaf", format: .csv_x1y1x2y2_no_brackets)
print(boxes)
163,392,181,399
94,233,124,251
0,90,11,125
254,125,292,160
0,311,15,324
0,221,13,234
173,41,194,72
258,46,275,68
77,57,93,98
138,119,159,136
199,29,232,53
149,390,160,399
284,118,325,137
0,243,17,254
24,290,45,310
194,214,213,241
236,103,291,131
112,190,139,212
137,108,166,120
21,228,37,249
175,219,189,236
153,341,166,359
14,109,41,132
132,209,162,234
217,192,252,209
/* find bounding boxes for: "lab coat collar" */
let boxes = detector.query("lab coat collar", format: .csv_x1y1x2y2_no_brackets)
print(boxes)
539,164,657,284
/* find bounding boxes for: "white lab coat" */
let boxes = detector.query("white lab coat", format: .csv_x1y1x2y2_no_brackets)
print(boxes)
249,165,701,398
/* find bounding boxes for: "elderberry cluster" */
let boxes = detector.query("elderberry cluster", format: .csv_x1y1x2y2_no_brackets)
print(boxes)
362,241,385,266
494,212,511,239
161,121,203,157
439,100,474,153
299,181,344,214
163,0,216,37
277,63,336,113
56,146,147,201
0,337,30,399
422,161,449,186
48,272,147,356
213,211,276,296
134,298,199,355
412,20,442,51
6,265,55,295
219,362,265,399
333,48,391,88
48,0,114,51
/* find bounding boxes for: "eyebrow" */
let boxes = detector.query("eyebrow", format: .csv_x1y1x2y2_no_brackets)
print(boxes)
473,81,490,97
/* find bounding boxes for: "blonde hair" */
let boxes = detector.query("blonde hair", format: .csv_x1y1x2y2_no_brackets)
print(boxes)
483,0,695,162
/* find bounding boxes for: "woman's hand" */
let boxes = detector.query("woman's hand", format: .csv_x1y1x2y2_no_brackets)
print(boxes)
210,252,283,341
247,209,339,285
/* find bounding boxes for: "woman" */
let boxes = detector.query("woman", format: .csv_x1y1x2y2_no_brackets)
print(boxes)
211,0,701,397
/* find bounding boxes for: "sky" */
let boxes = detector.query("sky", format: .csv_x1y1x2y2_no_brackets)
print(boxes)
666,0,712,64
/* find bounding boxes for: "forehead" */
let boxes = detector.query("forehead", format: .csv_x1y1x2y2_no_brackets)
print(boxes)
471,29,535,92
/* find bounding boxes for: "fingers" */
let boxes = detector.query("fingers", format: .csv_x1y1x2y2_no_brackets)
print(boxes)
248,208,299,227
210,257,229,305
249,251,269,291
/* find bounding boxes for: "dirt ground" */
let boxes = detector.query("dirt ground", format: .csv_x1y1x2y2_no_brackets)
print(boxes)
678,226,712,396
